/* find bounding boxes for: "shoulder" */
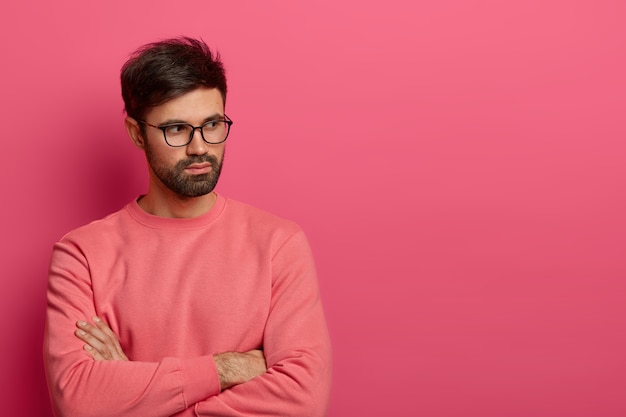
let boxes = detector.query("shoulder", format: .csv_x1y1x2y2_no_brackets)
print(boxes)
223,197,301,233
57,203,131,246
221,197,307,249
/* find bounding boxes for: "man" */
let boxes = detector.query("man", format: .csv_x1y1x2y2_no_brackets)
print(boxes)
43,37,332,417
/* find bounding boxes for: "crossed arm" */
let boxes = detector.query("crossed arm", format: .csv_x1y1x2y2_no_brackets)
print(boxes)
75,317,266,391
45,231,332,417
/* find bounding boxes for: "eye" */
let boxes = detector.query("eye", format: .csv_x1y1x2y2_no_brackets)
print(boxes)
202,120,220,130
163,124,189,136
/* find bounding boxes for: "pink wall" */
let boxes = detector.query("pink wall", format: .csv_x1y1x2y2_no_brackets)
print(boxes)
1,1,625,415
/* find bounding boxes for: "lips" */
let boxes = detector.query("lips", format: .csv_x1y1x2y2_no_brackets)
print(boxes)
184,162,212,174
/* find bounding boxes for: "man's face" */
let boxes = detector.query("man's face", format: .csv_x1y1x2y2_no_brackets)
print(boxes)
141,87,226,198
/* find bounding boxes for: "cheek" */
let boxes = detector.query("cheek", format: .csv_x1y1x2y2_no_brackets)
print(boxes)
146,144,180,169
215,145,226,161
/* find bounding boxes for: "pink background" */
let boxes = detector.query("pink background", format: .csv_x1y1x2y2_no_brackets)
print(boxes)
1,1,625,415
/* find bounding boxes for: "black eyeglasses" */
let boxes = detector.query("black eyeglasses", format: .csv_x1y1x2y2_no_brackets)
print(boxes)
138,115,233,147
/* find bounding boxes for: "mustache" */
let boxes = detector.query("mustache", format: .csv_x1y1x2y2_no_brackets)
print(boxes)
176,154,220,169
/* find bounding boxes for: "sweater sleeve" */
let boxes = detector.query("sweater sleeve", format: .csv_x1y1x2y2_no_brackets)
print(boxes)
43,240,221,417
194,230,332,417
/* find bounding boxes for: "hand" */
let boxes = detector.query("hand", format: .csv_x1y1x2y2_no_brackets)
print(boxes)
75,317,129,361
214,350,267,390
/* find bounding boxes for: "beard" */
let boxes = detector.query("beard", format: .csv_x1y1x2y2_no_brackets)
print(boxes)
145,145,224,198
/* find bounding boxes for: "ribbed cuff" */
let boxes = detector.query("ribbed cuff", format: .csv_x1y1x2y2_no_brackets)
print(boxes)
179,355,221,407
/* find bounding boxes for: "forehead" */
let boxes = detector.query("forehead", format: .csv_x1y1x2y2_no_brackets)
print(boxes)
145,87,224,122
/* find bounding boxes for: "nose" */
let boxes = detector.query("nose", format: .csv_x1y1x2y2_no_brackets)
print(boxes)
186,127,209,155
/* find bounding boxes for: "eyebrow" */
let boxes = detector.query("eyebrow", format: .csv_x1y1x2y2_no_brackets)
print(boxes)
158,113,224,126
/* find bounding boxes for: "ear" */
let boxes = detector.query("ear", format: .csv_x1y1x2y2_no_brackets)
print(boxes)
125,117,145,149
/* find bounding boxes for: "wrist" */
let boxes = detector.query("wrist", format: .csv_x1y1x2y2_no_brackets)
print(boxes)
214,352,240,390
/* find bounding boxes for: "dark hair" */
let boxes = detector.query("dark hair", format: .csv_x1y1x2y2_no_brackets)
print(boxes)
121,37,227,120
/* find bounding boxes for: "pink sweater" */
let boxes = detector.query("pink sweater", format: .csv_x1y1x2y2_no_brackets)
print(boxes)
44,194,332,417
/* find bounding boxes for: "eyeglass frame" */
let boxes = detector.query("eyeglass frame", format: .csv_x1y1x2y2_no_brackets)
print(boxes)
137,115,233,147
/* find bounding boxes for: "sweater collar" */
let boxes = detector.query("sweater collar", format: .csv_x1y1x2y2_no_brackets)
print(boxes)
126,193,226,230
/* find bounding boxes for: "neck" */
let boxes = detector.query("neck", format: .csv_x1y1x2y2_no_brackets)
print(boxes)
138,189,217,218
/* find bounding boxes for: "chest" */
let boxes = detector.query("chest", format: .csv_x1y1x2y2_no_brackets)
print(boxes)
88,232,272,357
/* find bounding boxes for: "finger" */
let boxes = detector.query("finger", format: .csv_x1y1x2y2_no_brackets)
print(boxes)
77,320,110,344
92,317,128,360
76,319,129,361
75,328,109,357
92,316,118,340
76,329,124,360
83,344,106,361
